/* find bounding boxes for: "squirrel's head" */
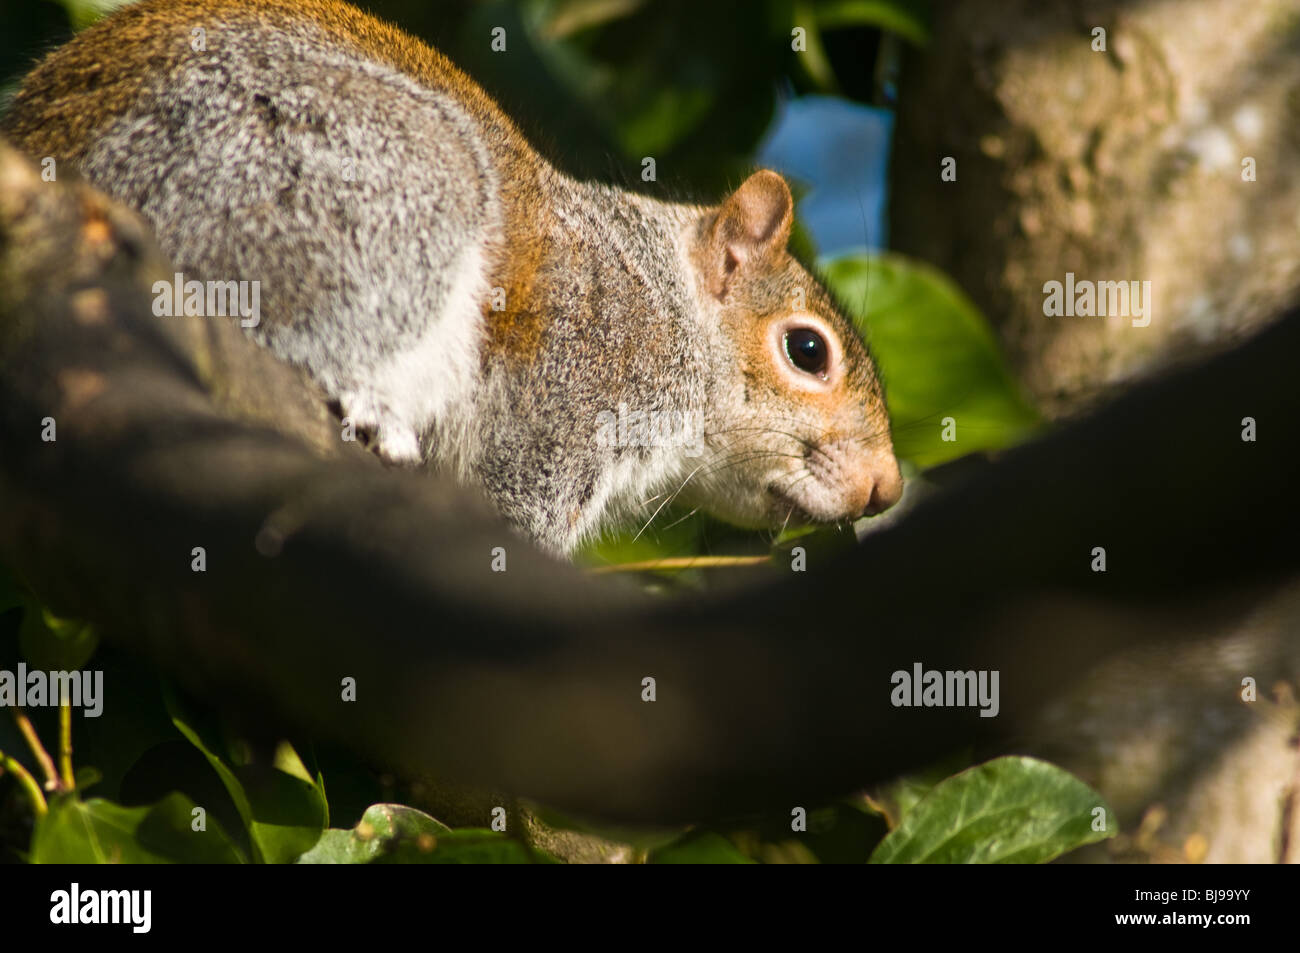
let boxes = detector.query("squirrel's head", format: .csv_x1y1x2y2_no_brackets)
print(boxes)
683,169,903,530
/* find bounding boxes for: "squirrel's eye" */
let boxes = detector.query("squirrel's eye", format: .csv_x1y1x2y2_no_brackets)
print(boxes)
784,328,829,377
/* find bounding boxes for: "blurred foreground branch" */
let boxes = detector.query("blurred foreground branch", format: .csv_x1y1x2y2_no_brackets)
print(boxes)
1,142,1297,826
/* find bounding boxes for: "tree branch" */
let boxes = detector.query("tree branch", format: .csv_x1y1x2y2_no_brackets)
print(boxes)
2,141,1296,822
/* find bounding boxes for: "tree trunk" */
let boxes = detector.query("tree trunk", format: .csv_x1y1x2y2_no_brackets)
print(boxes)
891,0,1300,416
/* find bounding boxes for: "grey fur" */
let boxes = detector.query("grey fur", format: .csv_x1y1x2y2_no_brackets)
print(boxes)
457,183,709,551
6,3,898,554
80,21,498,459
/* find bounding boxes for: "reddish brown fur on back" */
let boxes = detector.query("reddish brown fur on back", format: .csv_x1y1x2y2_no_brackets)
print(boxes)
482,226,551,366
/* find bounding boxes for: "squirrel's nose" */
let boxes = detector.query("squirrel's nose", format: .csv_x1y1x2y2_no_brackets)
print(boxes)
859,456,903,516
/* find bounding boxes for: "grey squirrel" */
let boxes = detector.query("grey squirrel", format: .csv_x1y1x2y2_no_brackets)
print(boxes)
3,0,903,554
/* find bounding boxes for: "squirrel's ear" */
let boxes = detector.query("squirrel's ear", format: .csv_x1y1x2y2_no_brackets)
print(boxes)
705,169,794,298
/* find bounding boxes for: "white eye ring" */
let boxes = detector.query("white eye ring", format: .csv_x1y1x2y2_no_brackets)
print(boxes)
768,313,842,390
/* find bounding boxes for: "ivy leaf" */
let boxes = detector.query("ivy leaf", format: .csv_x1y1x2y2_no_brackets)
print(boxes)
822,253,1040,468
32,792,243,864
298,804,558,864
165,688,326,864
296,803,449,864
868,756,1116,863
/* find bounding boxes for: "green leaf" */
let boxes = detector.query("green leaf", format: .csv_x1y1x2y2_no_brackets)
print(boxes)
57,0,129,31
165,689,327,863
575,511,757,581
296,803,450,864
298,805,558,864
868,756,1117,864
815,0,931,46
272,739,329,828
233,763,330,863
613,84,714,158
531,0,648,39
32,792,243,864
648,831,755,864
791,2,840,94
19,607,98,672
73,765,103,793
867,748,976,828
772,523,859,564
822,253,1040,467
576,505,707,568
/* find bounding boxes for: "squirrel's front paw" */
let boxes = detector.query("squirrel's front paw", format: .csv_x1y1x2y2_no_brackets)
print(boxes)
373,425,422,464
339,392,423,465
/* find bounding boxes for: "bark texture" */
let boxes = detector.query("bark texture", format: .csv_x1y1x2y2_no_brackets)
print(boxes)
891,0,1300,416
